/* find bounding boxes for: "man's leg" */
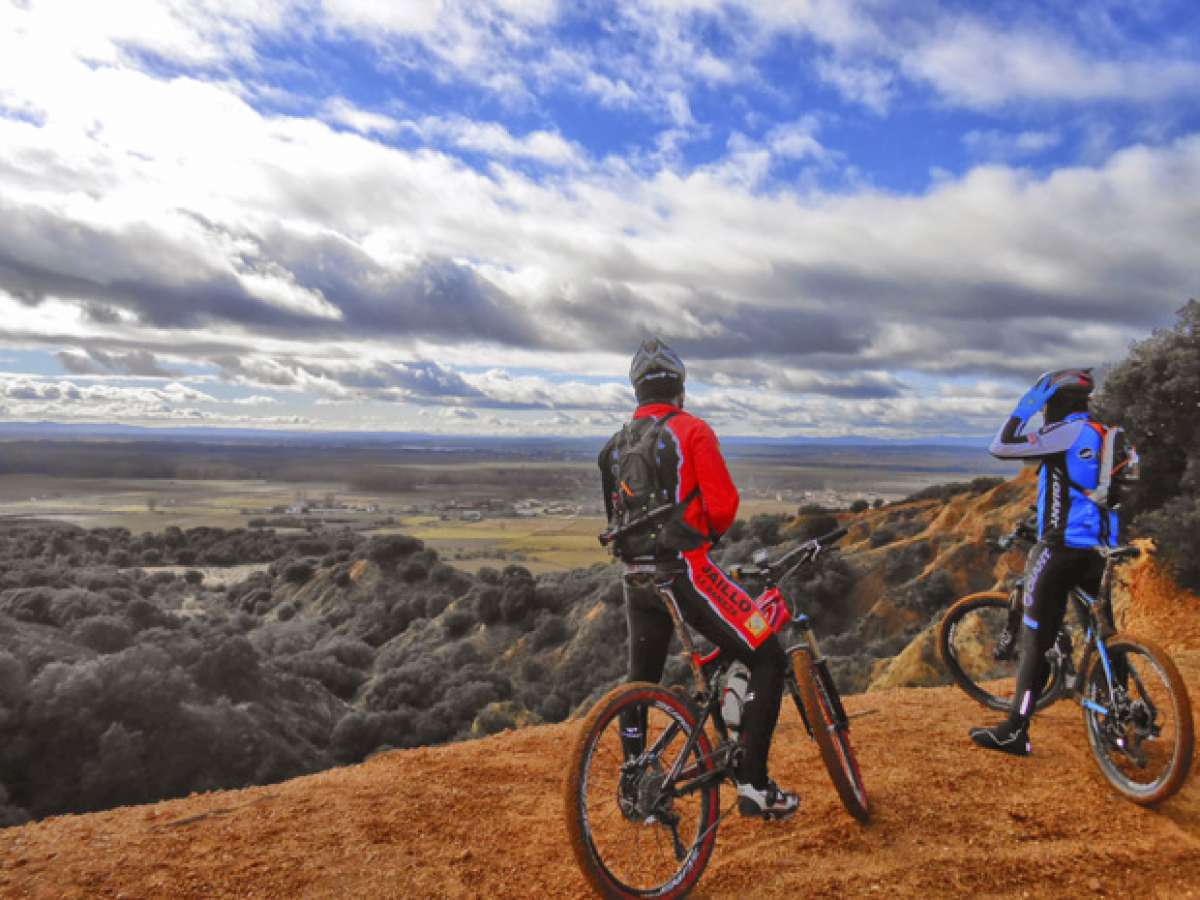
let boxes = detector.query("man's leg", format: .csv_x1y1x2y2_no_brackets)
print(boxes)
620,574,674,760
675,550,795,818
970,543,1082,755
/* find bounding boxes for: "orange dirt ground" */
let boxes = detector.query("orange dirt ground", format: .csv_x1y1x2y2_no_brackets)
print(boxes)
3,571,1199,898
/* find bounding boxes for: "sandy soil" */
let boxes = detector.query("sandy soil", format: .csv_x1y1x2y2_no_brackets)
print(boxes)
3,569,1198,898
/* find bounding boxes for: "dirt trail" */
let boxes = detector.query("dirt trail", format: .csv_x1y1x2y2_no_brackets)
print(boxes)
3,573,1199,898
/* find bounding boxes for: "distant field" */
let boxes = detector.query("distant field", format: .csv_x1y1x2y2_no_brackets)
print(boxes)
0,438,1011,572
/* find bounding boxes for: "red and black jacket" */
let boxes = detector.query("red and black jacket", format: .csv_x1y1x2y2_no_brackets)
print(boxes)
598,402,739,553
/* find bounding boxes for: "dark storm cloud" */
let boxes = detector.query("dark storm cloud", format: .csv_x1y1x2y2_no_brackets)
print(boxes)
542,279,868,361
258,228,543,348
56,348,181,378
763,260,1179,331
213,355,484,402
0,198,543,348
81,303,125,325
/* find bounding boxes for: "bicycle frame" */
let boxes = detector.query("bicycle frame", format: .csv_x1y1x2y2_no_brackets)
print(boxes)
1062,550,1135,720
642,545,843,797
624,528,850,810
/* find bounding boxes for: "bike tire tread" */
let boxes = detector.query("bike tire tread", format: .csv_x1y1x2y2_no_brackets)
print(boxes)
938,592,1061,713
1082,633,1195,806
790,648,871,823
563,681,719,899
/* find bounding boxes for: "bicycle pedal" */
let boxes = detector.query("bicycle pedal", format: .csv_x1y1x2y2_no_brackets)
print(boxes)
736,798,798,821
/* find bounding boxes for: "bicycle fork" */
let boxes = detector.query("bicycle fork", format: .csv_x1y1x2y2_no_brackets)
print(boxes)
792,613,851,730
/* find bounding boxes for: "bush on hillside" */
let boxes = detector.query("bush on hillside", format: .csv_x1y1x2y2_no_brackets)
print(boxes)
869,525,897,548
794,513,840,543
748,514,787,547
367,535,423,571
1095,300,1200,590
903,477,1004,503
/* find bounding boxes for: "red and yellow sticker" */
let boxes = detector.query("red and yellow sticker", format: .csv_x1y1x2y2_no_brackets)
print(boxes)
745,612,768,638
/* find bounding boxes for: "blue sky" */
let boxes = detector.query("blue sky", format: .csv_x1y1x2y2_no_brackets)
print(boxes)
0,0,1198,437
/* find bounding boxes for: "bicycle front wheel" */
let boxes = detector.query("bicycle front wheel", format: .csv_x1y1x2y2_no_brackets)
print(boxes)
938,592,1061,713
1082,634,1195,806
788,647,870,822
564,682,720,899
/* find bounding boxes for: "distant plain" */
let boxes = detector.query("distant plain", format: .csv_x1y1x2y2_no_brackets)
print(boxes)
0,437,1012,572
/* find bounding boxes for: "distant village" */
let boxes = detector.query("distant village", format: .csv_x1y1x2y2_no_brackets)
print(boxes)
257,492,597,523
257,484,872,522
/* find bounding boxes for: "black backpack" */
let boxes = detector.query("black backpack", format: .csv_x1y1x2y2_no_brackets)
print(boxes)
603,413,700,560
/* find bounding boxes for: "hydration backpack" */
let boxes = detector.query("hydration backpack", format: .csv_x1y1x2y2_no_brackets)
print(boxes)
1080,423,1140,510
604,412,699,560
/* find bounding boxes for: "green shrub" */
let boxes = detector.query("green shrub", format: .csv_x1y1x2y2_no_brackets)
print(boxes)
443,608,475,638
869,526,897,548
531,615,569,650
283,560,314,584
73,616,133,654
1095,300,1200,590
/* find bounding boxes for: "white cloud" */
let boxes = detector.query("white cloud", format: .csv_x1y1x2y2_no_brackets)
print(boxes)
461,370,634,411
581,72,639,108
766,116,833,163
963,129,1062,161
906,19,1200,109
813,58,896,115
229,394,278,405
412,116,587,167
1,1,1198,437
322,98,402,137
0,373,314,426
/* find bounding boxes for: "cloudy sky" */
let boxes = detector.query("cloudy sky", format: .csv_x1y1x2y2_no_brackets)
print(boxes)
1,0,1197,438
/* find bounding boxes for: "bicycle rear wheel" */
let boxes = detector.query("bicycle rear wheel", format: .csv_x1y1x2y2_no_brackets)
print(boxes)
938,592,1061,713
788,647,870,823
1082,634,1195,806
564,682,720,899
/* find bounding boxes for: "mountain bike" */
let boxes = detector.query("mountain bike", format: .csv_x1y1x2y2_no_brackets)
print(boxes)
938,521,1194,805
564,528,868,899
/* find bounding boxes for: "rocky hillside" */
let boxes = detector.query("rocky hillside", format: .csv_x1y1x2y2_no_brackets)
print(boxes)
7,472,1161,830
1,550,1196,898
1,472,1048,827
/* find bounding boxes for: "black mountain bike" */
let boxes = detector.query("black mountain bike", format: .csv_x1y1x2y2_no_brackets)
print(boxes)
939,521,1194,805
564,528,868,899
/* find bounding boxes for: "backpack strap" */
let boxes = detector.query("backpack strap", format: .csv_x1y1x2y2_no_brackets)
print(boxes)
1066,422,1121,511
647,411,703,529
645,410,681,501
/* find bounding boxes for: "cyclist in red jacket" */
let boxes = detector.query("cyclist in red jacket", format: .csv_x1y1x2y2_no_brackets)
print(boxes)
598,338,798,820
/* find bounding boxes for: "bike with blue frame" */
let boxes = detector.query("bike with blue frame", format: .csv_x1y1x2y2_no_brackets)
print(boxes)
938,518,1194,805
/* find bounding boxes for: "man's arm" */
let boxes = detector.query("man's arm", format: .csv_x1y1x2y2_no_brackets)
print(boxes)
989,417,1087,461
989,377,1076,461
690,421,739,536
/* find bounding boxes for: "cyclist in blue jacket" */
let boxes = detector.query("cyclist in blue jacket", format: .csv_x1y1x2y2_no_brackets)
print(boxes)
970,368,1128,755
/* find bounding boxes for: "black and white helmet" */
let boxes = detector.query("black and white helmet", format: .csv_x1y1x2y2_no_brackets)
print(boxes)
629,337,686,388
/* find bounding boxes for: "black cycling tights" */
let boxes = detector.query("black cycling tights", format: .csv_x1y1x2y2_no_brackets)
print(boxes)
1007,542,1103,729
621,575,786,789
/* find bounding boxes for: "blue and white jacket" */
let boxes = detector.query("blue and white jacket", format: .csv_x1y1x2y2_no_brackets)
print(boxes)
989,411,1119,549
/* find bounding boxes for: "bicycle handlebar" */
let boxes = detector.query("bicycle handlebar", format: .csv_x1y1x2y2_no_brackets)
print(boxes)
729,525,849,583
1099,545,1141,562
989,518,1141,566
993,517,1038,552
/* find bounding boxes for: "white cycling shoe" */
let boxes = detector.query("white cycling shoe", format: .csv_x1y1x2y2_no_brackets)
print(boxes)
736,779,799,820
